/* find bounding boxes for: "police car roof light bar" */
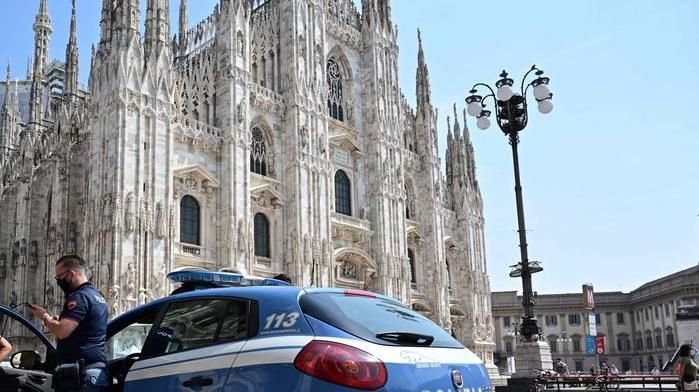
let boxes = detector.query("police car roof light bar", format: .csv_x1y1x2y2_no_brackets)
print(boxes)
166,270,290,288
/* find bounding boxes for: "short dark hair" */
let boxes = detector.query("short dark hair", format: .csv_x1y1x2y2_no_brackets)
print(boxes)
56,254,87,273
273,274,291,284
679,344,693,357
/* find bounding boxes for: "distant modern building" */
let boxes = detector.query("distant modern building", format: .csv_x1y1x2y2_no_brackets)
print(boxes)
492,264,699,374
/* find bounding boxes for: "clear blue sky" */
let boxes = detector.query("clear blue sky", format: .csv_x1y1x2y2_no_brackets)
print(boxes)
1,1,697,295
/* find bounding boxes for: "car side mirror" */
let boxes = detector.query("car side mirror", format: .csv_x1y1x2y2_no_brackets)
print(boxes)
10,350,42,370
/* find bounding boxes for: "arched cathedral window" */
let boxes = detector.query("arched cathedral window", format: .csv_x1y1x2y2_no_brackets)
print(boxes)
334,170,351,216
326,57,344,121
180,196,200,245
250,126,269,176
254,213,270,258
408,249,416,285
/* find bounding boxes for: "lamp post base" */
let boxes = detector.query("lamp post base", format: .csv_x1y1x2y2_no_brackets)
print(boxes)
512,340,553,378
495,341,553,392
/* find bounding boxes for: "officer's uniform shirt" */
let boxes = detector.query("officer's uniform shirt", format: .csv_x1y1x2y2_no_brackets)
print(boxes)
57,282,109,366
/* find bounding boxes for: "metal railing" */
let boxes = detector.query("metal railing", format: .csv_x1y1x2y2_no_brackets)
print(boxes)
530,372,680,392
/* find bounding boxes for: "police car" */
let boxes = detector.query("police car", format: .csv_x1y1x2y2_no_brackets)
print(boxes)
0,270,492,391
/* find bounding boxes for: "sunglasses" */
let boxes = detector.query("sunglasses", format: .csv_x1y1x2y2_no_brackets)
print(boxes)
54,270,71,281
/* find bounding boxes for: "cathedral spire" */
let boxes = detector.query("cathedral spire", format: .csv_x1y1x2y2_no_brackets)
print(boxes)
361,0,392,32
32,0,52,81
26,55,33,80
111,0,141,43
447,114,453,142
465,123,478,187
145,0,172,60
2,61,12,114
30,0,52,124
64,0,79,98
416,28,432,117
2,63,21,153
453,103,461,135
414,29,440,158
38,0,48,15
99,0,111,46
178,0,189,58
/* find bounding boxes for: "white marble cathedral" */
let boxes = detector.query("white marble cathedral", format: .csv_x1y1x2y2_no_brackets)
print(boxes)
0,0,498,370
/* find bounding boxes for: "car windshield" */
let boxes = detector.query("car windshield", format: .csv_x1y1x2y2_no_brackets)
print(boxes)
299,292,463,348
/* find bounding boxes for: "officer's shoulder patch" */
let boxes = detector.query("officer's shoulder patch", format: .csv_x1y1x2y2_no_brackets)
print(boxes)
67,300,78,310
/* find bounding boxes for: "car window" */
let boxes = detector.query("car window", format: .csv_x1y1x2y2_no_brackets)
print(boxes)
0,311,51,364
144,299,249,357
300,292,463,348
105,309,159,361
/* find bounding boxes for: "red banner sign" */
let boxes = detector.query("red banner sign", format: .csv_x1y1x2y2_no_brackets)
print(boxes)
595,336,605,355
583,284,595,310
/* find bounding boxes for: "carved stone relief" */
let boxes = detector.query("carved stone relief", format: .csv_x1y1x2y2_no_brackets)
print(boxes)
155,202,167,239
340,260,358,279
0,254,6,279
29,240,38,269
237,220,247,252
125,192,136,233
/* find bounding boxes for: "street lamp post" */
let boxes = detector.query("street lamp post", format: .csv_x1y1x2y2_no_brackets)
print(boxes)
466,65,553,342
557,333,572,359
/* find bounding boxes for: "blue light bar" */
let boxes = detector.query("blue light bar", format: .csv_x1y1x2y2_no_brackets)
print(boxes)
166,270,290,288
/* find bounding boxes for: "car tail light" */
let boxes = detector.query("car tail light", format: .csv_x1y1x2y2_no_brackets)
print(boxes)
343,289,376,298
294,340,387,390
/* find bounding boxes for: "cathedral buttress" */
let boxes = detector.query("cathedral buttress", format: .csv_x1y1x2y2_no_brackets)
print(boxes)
359,0,411,301
215,0,254,273
278,0,334,287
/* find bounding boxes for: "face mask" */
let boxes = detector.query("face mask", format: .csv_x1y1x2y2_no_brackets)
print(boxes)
57,274,72,295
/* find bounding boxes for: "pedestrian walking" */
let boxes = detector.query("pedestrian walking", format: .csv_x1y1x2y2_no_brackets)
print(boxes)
610,364,620,376
677,344,698,391
554,358,569,375
27,255,110,391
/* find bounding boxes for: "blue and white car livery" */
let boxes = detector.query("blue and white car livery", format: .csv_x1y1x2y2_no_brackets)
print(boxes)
1,270,493,392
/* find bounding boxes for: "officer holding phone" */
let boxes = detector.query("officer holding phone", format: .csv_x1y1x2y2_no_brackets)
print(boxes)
27,255,109,391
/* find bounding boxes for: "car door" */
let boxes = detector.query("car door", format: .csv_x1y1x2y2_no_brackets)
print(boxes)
0,304,56,392
122,297,252,392
104,301,165,392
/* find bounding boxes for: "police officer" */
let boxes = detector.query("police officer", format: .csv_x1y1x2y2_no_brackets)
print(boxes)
28,255,110,391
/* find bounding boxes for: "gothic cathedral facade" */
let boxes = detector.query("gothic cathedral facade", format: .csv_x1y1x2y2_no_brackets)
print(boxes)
0,0,497,373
